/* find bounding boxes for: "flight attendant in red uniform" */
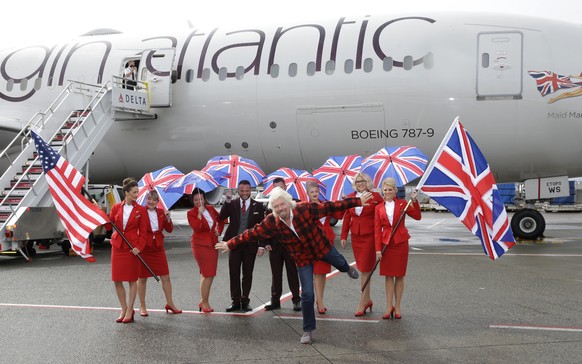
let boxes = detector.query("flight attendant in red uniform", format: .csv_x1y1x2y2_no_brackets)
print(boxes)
305,180,343,315
374,177,421,320
109,178,147,323
340,172,384,317
187,188,225,313
137,189,182,317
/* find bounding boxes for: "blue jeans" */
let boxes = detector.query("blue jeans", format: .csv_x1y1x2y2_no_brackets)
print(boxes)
297,246,350,332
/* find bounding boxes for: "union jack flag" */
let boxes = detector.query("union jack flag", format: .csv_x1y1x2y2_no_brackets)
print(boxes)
417,118,515,260
362,146,428,187
31,131,109,262
263,168,326,201
202,154,265,188
312,155,362,201
528,70,582,96
137,166,184,210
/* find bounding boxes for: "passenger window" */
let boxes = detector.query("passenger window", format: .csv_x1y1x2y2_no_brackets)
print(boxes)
289,63,297,77
383,57,393,72
6,79,14,92
270,64,279,78
403,56,413,70
34,78,42,90
344,59,354,74
363,58,373,73
202,68,210,82
235,66,245,80
20,79,27,91
325,60,335,75
219,67,227,80
307,62,316,76
186,69,194,83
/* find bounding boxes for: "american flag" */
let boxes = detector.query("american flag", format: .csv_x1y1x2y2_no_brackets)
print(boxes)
528,70,582,96
362,146,428,187
31,131,109,262
202,154,265,188
263,168,326,201
312,155,362,201
417,118,515,260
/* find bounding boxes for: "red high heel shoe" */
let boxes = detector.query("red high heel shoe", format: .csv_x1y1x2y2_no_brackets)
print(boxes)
317,305,328,314
140,309,149,317
198,303,214,313
394,308,402,319
382,306,395,320
165,304,183,314
354,300,373,317
122,309,135,323
115,310,126,323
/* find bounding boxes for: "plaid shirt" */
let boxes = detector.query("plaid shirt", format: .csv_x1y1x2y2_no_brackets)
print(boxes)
226,198,361,267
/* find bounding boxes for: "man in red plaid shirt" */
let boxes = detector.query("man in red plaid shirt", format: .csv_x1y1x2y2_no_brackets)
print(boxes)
216,186,372,344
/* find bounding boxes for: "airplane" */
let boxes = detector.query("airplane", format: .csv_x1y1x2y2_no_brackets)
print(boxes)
1,11,581,247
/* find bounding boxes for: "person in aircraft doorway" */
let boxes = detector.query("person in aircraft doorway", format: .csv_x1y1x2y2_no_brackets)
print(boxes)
123,60,138,90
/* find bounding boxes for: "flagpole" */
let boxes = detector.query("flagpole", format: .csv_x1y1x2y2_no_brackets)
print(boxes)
416,116,460,190
360,197,414,293
81,187,161,283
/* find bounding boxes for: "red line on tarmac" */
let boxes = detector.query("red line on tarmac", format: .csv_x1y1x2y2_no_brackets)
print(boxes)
410,252,582,257
490,324,582,332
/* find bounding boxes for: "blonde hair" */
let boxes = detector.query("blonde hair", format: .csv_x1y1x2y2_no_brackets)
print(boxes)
146,189,159,201
381,177,397,189
351,172,375,191
305,180,319,191
267,187,297,216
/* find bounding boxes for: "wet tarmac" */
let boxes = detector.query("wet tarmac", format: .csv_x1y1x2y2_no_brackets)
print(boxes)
0,211,581,363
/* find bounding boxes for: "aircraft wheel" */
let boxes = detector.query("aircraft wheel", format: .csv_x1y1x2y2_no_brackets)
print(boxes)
61,241,71,255
511,209,545,240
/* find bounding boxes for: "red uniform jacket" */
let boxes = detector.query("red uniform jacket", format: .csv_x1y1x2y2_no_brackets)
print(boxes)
226,198,361,267
340,191,384,239
374,198,421,252
143,207,173,251
315,207,343,242
188,205,225,248
109,201,147,251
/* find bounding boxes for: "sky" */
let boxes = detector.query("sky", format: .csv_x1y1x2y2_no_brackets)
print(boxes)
1,0,579,49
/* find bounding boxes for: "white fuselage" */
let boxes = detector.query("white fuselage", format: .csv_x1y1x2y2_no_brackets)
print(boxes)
1,12,581,184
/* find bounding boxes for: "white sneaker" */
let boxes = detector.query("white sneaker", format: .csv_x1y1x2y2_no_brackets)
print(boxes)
300,331,312,344
347,266,359,279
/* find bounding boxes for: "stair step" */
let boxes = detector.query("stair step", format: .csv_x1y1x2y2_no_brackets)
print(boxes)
15,173,41,181
0,205,15,212
72,110,90,117
3,189,28,196
24,160,42,167
0,212,10,221
10,181,34,188
22,166,43,174
0,196,22,205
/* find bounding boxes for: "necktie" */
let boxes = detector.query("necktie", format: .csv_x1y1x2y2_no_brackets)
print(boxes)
242,201,246,213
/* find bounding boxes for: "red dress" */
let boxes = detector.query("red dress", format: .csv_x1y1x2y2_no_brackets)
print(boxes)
109,202,147,282
138,208,173,278
340,191,384,272
313,212,343,274
188,205,224,277
374,198,421,276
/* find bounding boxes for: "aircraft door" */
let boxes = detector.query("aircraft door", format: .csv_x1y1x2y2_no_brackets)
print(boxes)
139,48,176,107
476,32,523,99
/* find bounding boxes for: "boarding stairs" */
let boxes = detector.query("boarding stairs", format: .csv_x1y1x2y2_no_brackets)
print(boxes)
0,81,117,257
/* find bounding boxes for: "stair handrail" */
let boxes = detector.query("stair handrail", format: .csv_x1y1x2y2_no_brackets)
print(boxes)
0,81,112,217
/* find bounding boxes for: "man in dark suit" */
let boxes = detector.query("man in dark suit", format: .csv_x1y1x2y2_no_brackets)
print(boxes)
263,178,301,312
220,180,265,312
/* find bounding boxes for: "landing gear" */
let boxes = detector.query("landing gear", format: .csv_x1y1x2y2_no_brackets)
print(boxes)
61,241,71,255
511,208,545,240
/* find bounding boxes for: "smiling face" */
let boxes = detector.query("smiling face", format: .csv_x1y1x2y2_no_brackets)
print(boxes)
307,185,319,202
382,184,397,202
355,177,368,193
271,197,291,220
238,183,251,201
146,193,158,210
193,193,205,207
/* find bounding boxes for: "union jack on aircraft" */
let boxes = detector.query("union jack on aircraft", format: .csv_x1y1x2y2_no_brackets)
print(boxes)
528,70,582,96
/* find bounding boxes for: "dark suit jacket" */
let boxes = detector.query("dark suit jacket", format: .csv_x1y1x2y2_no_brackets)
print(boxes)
220,197,265,242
